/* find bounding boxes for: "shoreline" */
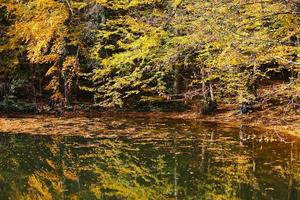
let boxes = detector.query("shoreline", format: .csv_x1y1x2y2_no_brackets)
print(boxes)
0,106,299,137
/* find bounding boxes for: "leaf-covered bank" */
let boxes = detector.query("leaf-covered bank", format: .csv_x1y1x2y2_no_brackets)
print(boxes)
0,105,299,138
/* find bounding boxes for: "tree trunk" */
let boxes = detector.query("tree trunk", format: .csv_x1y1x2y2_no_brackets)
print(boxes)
173,66,180,94
201,69,207,101
209,81,214,102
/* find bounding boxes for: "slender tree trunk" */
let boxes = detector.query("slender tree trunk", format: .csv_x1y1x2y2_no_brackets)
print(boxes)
64,79,70,106
173,66,180,94
201,69,207,101
209,81,214,102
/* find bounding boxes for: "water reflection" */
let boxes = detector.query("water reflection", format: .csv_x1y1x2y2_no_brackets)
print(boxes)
0,118,299,200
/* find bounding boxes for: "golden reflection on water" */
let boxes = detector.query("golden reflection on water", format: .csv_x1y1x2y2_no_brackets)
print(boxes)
0,117,299,200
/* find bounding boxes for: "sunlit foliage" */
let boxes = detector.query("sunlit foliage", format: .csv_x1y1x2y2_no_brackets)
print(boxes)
0,0,299,110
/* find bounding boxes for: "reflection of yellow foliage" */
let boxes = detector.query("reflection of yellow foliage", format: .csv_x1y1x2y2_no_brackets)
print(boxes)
64,170,78,181
7,182,23,200
81,139,173,200
46,159,56,170
0,117,298,200
26,175,52,200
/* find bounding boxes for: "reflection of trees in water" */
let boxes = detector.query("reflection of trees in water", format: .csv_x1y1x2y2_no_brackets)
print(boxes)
176,126,259,199
0,135,173,200
238,125,300,199
0,120,299,199
78,139,173,199
163,123,300,199
0,135,69,200
271,141,300,200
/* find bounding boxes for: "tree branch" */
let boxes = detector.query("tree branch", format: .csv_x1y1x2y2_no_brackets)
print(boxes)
275,56,300,65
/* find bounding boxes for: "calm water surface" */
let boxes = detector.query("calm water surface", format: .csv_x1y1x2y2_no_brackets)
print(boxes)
0,117,299,200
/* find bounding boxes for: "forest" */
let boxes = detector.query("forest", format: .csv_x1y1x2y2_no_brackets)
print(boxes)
1,1,300,199
0,0,299,114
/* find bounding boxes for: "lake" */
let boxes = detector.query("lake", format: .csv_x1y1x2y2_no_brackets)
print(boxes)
0,117,299,200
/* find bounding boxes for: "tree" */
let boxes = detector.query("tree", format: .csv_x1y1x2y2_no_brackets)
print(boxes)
0,0,299,112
